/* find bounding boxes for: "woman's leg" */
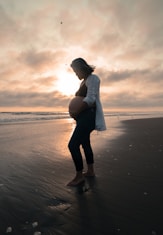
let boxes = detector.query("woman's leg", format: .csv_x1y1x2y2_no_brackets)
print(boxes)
81,133,94,165
67,120,87,186
68,124,84,172
67,108,95,186
81,134,95,176
81,108,96,176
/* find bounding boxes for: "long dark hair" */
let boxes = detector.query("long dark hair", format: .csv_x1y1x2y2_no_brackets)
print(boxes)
71,58,95,75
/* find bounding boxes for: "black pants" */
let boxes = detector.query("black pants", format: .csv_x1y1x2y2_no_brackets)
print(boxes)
68,108,96,172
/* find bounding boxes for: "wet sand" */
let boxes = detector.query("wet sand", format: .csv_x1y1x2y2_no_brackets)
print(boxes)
0,117,163,235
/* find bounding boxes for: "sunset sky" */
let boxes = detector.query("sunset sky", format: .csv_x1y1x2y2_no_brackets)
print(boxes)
0,0,163,112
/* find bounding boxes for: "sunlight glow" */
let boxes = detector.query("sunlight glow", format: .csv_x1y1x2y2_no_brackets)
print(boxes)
55,70,80,96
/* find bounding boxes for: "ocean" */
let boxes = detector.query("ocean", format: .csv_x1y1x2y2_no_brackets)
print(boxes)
0,111,163,124
0,111,163,234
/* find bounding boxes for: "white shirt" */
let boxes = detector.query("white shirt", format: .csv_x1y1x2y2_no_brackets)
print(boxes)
83,74,106,131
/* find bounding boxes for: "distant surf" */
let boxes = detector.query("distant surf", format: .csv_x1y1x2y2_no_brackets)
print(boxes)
0,111,163,124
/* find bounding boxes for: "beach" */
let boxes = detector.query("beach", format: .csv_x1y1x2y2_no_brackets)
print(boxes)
0,116,163,235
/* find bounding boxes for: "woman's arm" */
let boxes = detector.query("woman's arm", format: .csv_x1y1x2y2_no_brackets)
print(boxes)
83,74,100,106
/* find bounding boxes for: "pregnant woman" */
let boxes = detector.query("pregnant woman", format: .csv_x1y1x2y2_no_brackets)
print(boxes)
67,58,106,186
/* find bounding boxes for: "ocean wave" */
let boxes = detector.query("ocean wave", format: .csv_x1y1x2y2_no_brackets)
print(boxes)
0,112,70,124
0,111,163,124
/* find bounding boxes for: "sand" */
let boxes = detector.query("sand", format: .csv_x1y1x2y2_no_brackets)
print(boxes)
0,117,163,235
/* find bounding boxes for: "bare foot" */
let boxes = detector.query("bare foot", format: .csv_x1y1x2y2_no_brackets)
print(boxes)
84,164,95,177
67,175,85,187
83,171,95,177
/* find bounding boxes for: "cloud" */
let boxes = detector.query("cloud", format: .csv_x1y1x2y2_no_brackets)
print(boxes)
0,5,19,45
18,49,66,71
99,67,163,86
99,69,147,88
0,0,163,111
27,76,57,93
0,90,70,109
102,90,163,109
99,67,163,110
87,0,163,69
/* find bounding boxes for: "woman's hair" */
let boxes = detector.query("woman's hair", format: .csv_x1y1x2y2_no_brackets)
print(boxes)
71,58,95,75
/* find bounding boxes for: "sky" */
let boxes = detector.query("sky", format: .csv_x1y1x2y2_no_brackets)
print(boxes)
0,0,163,112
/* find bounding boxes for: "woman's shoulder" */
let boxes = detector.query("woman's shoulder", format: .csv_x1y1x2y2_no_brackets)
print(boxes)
87,74,100,82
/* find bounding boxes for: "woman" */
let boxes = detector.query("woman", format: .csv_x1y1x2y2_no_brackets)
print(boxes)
67,58,106,186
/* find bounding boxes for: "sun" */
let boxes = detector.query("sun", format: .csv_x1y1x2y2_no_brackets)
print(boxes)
55,70,80,96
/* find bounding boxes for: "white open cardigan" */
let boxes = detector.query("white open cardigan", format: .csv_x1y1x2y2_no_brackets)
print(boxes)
83,74,106,131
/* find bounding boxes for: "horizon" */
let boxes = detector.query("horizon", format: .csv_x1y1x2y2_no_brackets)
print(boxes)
1,107,163,113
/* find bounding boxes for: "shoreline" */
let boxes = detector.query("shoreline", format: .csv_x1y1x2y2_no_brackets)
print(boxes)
0,110,163,126
0,117,163,234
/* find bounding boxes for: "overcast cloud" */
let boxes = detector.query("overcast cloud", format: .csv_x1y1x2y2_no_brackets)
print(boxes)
0,0,163,111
